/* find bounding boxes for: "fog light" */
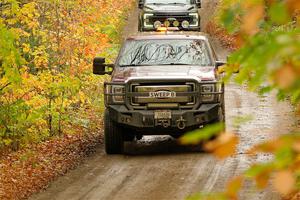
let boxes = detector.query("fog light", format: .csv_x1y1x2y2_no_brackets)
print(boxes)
164,20,170,27
154,21,162,29
182,20,190,28
126,118,131,123
173,20,179,27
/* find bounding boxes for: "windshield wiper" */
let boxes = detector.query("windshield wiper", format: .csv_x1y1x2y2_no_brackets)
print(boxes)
160,63,190,65
167,2,186,5
120,63,191,67
119,64,140,67
147,3,167,5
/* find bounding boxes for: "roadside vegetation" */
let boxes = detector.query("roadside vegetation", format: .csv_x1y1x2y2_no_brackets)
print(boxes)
0,0,134,199
2,0,300,199
182,0,300,199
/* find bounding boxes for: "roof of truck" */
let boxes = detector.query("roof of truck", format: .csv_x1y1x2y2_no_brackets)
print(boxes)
126,31,209,41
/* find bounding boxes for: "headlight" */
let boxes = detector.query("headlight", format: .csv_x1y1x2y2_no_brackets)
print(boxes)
173,20,180,27
143,13,153,26
154,20,162,29
181,20,190,28
164,20,171,27
201,84,215,102
111,85,125,103
189,13,199,26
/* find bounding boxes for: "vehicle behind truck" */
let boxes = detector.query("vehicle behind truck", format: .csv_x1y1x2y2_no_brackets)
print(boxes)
138,0,201,31
93,33,225,154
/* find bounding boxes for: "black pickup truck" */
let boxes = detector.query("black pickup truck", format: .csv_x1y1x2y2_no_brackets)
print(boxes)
138,0,201,31
93,32,225,154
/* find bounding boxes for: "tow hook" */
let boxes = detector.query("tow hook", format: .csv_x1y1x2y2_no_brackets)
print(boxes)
176,116,186,130
156,119,171,128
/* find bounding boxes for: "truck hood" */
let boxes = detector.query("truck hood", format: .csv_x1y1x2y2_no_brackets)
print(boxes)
143,4,196,12
112,65,216,82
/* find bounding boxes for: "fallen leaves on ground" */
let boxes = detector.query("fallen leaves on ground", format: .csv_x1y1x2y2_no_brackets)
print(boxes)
0,131,103,200
206,21,239,51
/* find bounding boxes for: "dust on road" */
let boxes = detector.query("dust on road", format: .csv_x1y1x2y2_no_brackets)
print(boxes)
30,0,298,200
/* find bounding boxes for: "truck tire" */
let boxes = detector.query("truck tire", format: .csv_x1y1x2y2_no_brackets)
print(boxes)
215,95,225,122
214,94,226,133
123,130,135,141
104,110,124,154
220,93,226,123
138,19,143,32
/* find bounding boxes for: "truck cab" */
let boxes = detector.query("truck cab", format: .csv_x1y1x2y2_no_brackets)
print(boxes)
93,33,225,154
138,0,201,31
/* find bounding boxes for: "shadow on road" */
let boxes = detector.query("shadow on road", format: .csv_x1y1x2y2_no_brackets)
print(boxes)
123,136,204,155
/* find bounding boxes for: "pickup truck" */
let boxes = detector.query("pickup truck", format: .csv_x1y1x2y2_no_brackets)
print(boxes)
93,32,225,154
138,0,201,31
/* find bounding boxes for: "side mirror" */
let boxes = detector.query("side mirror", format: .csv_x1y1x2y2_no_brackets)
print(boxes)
215,61,226,74
216,60,226,67
196,0,201,8
138,0,144,9
93,57,113,75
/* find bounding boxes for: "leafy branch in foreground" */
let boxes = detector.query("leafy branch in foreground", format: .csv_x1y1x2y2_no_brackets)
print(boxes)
185,0,300,199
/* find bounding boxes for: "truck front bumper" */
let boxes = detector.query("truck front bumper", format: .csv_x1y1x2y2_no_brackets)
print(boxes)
107,103,220,131
141,26,201,32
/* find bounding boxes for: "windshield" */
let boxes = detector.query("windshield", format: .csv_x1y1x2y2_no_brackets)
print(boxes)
145,0,191,5
118,39,213,67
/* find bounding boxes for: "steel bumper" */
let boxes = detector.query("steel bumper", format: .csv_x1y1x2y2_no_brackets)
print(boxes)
107,103,220,130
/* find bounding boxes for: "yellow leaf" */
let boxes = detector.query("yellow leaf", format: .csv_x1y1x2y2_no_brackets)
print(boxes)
217,65,226,74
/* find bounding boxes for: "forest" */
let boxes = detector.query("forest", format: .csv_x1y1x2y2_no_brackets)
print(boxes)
1,0,300,199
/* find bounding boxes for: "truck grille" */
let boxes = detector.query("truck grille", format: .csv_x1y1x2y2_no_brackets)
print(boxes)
150,13,193,25
130,82,196,109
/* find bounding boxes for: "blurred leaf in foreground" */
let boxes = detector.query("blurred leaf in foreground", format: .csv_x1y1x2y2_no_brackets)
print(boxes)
179,123,225,145
204,132,239,159
273,170,296,196
225,176,244,200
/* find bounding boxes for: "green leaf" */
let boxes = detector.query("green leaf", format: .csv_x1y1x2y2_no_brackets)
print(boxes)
180,123,224,145
268,3,290,25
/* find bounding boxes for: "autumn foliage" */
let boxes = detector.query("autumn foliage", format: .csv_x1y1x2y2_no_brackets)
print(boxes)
0,0,134,151
0,0,134,199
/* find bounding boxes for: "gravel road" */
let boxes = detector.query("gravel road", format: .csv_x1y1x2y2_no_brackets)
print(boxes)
30,0,299,199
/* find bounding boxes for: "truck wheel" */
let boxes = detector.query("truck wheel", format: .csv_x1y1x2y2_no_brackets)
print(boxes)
216,107,225,123
124,130,135,141
215,96,226,123
214,94,226,132
104,110,124,154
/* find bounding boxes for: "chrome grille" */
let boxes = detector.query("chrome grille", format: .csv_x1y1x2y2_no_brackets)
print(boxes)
130,82,196,109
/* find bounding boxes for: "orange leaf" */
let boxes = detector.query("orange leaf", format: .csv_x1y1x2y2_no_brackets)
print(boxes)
274,63,297,89
255,172,270,189
248,138,284,154
226,176,244,199
273,170,295,196
286,0,300,12
241,5,264,35
204,132,239,159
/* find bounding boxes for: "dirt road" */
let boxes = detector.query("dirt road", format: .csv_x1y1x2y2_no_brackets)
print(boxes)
30,1,298,200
